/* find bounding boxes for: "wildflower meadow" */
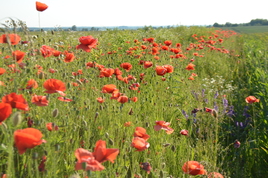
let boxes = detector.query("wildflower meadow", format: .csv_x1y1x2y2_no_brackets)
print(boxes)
0,2,268,178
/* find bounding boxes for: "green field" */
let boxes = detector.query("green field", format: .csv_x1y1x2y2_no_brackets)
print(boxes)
218,25,268,33
0,20,268,178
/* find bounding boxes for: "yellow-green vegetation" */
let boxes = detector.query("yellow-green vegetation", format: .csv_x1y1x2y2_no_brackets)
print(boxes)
0,20,267,178
218,26,268,34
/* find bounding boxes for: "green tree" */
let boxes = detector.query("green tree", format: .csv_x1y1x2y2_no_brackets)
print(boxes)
71,25,77,31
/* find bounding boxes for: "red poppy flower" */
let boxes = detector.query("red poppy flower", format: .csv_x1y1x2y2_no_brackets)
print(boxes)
2,93,29,111
154,121,174,134
75,148,105,171
163,65,174,73
76,44,92,52
4,55,11,59
26,79,38,89
40,45,54,58
0,81,5,86
0,34,21,45
114,68,123,76
102,84,118,94
110,91,121,100
36,1,48,12
185,63,195,70
0,68,6,75
120,62,132,72
38,156,47,172
152,47,159,55
12,50,25,63
86,61,97,68
49,68,57,73
79,36,98,46
0,174,7,178
245,96,259,104
131,137,150,151
154,56,160,60
43,79,66,96
164,40,172,46
96,97,105,103
155,66,167,76
143,61,153,69
146,38,154,43
208,172,224,178
31,95,49,106
161,46,169,51
130,97,138,102
93,140,119,163
52,50,61,57
64,51,75,63
14,128,46,154
134,127,150,141
46,122,59,131
75,140,119,171
76,36,98,52
0,102,12,125
182,161,207,176
124,121,132,127
57,97,73,102
99,68,114,78
117,95,128,104
180,129,189,136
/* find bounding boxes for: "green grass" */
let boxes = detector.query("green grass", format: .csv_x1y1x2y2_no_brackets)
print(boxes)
218,25,268,33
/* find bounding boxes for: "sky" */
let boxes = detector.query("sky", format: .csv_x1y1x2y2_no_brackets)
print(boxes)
1,0,268,28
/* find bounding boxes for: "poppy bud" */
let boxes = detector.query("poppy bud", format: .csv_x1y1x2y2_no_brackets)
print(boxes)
55,144,60,151
82,119,87,127
163,143,170,147
95,112,99,119
234,140,241,148
171,145,176,152
38,71,46,79
12,111,22,126
105,132,109,138
140,162,152,174
212,109,218,119
52,108,59,117
76,79,83,85
69,174,81,178
109,138,114,145
160,170,164,177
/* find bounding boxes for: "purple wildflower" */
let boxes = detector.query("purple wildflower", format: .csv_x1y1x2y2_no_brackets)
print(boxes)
214,91,219,99
182,110,189,119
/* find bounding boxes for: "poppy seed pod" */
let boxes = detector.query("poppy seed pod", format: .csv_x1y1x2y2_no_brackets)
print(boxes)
12,111,22,126
95,112,99,119
52,108,59,117
212,109,218,119
109,138,114,145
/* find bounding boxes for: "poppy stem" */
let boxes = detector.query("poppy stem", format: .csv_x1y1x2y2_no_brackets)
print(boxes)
38,12,41,31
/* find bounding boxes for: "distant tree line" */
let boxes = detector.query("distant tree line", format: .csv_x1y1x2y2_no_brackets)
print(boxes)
213,19,268,27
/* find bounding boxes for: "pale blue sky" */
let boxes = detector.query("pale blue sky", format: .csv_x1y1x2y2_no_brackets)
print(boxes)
1,0,268,27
